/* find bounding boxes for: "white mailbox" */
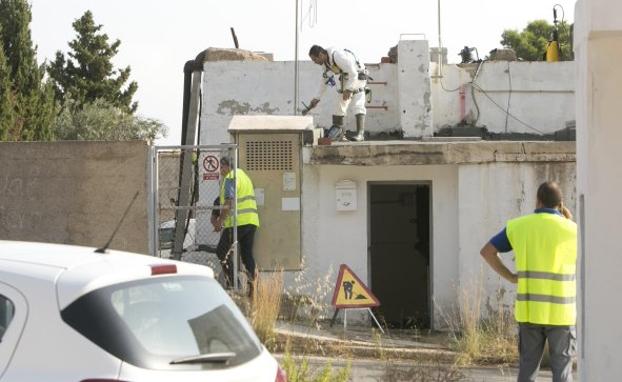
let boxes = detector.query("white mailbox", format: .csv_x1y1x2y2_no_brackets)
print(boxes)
336,180,357,211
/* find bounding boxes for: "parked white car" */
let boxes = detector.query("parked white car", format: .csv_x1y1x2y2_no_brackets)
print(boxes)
0,241,287,382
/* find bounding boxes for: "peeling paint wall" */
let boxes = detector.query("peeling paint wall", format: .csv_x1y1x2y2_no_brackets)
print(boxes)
200,60,401,144
398,40,433,138
431,61,575,135
200,46,575,142
457,162,576,311
295,163,459,327
292,160,576,328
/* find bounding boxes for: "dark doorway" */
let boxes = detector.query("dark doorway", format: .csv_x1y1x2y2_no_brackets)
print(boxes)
369,183,431,329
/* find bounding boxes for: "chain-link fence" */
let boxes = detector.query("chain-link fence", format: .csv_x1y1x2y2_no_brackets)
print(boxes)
149,144,247,290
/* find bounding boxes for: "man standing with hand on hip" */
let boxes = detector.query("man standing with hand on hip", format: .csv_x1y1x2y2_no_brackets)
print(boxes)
480,181,576,382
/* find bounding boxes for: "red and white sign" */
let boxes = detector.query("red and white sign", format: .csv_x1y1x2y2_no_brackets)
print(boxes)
202,155,220,181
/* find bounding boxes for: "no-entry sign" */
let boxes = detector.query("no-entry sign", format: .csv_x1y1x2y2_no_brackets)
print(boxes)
202,155,220,181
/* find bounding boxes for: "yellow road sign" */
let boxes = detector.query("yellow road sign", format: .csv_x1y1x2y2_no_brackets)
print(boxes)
331,264,380,308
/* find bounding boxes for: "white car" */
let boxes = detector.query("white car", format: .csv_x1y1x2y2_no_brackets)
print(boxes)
0,241,287,382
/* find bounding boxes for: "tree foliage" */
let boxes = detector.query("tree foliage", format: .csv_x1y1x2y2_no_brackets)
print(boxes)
501,19,573,61
54,98,166,142
0,36,15,140
48,10,138,113
0,0,57,141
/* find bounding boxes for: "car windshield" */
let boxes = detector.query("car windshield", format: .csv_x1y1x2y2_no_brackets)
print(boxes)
62,276,261,370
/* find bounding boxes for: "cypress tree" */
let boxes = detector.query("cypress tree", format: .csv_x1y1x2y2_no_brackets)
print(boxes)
0,29,15,140
48,10,138,113
0,0,56,141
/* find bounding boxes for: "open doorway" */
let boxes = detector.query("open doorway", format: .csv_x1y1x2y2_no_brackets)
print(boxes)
369,183,431,329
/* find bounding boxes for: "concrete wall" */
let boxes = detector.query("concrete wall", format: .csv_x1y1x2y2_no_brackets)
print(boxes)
200,61,401,144
458,162,576,311
431,61,575,135
299,164,459,328
292,159,576,328
0,141,149,254
575,0,622,379
200,42,574,141
398,40,433,138
200,40,431,143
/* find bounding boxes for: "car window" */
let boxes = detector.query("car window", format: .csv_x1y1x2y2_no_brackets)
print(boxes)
0,295,15,342
61,276,261,370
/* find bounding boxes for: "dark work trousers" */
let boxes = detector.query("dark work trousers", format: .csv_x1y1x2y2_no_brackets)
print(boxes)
216,224,257,285
518,323,576,382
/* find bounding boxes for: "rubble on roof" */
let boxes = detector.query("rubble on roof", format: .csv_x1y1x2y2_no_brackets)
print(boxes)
204,47,271,62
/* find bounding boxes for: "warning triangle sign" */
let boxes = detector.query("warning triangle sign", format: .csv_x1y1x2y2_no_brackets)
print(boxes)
331,264,380,308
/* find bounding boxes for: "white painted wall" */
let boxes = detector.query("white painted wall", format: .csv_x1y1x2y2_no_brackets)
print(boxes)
458,163,576,311
575,0,622,379
297,163,459,328
200,60,401,145
200,50,575,143
292,160,576,328
431,61,575,135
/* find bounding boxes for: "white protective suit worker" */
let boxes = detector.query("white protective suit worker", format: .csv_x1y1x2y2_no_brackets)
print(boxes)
305,45,368,142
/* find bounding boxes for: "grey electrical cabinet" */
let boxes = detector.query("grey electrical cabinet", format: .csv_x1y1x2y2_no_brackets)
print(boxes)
228,116,316,271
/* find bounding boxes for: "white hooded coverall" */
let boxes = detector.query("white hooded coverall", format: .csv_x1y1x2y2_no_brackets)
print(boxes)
315,47,367,117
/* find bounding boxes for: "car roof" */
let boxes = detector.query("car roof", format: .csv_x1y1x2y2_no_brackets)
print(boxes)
0,240,111,269
0,241,215,309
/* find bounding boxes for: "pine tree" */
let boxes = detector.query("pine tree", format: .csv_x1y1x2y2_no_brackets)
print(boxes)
48,10,138,113
0,0,56,141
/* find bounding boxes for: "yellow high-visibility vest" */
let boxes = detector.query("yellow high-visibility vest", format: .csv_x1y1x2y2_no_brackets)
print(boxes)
506,212,577,325
220,169,259,228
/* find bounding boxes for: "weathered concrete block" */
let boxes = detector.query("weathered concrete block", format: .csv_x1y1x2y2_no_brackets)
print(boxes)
398,40,433,138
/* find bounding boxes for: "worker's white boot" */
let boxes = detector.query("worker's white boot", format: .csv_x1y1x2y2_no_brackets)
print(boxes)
326,115,346,141
352,114,365,141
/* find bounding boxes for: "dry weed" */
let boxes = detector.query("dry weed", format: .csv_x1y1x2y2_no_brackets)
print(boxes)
283,258,335,327
444,272,518,366
251,270,284,347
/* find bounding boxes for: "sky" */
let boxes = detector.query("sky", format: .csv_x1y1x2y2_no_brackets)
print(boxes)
29,0,575,145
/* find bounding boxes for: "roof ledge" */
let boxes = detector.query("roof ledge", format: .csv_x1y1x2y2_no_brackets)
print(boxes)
306,141,576,166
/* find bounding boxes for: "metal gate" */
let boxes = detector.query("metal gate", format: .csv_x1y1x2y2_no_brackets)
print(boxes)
148,144,245,289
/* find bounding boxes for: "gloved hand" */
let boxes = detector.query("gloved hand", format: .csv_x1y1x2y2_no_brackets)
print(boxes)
302,98,319,116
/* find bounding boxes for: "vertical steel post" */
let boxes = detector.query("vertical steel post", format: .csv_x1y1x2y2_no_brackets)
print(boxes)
294,0,300,115
232,147,239,290
437,0,443,78
147,145,157,257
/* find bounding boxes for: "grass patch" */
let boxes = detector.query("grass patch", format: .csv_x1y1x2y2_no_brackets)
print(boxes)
281,350,351,382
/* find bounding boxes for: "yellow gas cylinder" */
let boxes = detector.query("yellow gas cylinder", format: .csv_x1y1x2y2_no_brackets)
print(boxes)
546,41,560,62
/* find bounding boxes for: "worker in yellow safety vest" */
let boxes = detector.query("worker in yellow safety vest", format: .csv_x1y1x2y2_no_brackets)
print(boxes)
480,181,576,382
213,157,259,286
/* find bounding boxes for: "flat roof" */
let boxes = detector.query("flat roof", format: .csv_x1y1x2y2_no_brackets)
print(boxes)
306,140,576,166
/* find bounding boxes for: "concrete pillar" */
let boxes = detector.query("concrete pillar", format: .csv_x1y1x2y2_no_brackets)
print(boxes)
575,0,622,380
397,40,433,138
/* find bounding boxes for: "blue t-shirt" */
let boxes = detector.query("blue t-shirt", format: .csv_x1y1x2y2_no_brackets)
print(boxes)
223,178,235,199
489,208,563,253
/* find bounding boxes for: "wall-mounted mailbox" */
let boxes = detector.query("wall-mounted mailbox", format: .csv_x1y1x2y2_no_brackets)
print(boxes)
336,180,357,211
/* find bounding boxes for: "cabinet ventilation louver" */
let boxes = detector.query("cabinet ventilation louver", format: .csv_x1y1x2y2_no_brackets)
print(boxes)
245,141,293,171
